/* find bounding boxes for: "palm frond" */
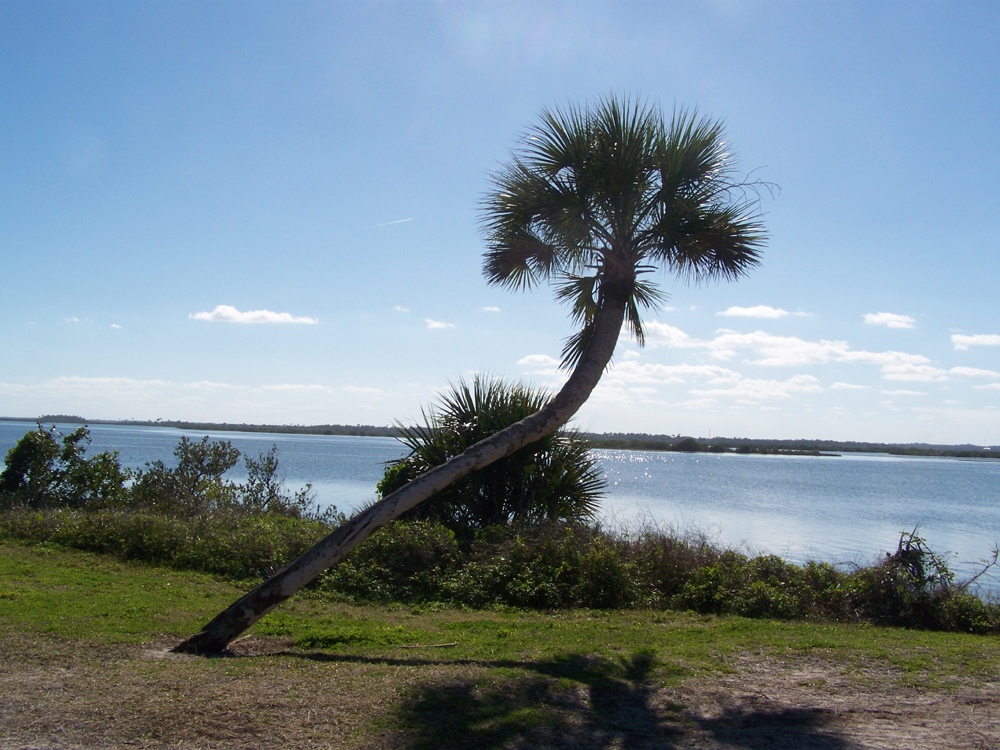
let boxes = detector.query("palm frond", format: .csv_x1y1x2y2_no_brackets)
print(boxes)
481,94,767,355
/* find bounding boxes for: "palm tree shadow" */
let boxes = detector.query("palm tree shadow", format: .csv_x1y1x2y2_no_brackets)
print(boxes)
391,650,855,750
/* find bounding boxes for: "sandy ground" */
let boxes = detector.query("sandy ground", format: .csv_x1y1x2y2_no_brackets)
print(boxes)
2,632,997,750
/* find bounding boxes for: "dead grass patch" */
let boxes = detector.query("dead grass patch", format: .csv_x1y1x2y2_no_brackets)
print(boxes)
3,630,998,749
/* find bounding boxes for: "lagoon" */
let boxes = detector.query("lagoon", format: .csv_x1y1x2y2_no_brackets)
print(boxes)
2,419,998,588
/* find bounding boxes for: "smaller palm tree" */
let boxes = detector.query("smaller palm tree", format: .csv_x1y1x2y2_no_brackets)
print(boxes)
378,376,605,532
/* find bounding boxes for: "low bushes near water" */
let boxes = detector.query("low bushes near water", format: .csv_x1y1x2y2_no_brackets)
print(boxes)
0,424,343,578
315,520,1000,634
3,510,997,634
0,423,340,522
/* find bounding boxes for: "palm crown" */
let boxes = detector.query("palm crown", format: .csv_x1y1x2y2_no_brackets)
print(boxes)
482,96,765,365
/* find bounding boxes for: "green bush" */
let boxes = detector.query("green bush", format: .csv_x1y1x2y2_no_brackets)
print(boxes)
0,425,130,510
318,520,461,602
376,376,606,534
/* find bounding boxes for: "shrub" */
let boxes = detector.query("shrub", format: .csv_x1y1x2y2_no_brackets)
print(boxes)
376,376,606,534
0,508,330,579
0,425,130,510
843,529,999,632
130,436,241,514
318,520,461,603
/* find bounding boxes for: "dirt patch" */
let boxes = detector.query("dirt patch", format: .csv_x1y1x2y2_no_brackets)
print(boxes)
2,632,998,749
676,652,1000,749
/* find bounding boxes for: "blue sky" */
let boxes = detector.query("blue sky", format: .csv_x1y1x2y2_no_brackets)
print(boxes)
2,1,999,444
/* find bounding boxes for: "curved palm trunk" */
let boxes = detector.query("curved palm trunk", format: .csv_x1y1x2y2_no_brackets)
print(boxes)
171,294,627,654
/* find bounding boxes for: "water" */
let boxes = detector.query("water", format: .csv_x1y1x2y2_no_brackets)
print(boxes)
2,420,999,588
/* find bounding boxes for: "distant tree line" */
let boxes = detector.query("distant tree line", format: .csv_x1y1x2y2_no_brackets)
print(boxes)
4,417,995,458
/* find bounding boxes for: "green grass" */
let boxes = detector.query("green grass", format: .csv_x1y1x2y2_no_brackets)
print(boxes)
2,539,996,684
4,539,1000,749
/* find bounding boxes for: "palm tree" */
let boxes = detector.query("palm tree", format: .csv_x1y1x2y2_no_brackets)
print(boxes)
172,95,765,653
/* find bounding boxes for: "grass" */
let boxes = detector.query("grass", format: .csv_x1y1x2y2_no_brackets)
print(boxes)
2,539,999,749
2,539,997,679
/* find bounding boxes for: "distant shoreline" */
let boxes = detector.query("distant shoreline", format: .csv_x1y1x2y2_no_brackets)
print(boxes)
1,415,997,459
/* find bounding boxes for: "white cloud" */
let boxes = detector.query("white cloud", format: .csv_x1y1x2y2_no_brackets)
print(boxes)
628,387,658,396
589,361,822,405
689,374,822,401
393,306,410,313
342,386,384,396
262,384,334,392
606,361,742,386
882,389,927,396
190,305,318,324
110,324,121,329
643,321,702,349
952,333,1000,350
950,366,1000,379
864,312,915,329
643,321,945,380
831,382,870,390
717,305,788,319
424,318,455,329
65,317,80,323
373,217,413,227
880,363,951,382
518,354,560,368
975,383,1000,391
674,398,719,409
661,305,675,312
481,306,501,312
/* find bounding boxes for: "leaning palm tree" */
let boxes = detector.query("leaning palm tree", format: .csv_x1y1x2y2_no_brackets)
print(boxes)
173,95,765,653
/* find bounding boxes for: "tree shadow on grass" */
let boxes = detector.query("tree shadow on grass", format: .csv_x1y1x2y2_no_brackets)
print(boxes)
279,650,856,749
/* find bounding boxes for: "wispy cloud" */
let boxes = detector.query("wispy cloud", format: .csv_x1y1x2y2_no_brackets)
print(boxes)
262,383,334,392
481,306,501,312
950,366,1000,379
393,305,410,313
518,354,560,368
343,386,384,396
643,322,946,380
190,305,318,324
110,324,121,329
373,217,413,227
882,389,927,396
717,305,789,319
831,382,870,390
424,318,455,329
952,333,1000,350
864,312,915,329
646,324,928,369
688,374,822,401
65,317,80,323
591,360,822,404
